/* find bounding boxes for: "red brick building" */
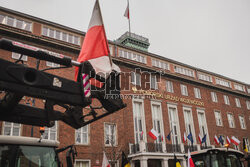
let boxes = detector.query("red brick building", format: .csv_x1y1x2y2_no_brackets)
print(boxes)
0,6,250,167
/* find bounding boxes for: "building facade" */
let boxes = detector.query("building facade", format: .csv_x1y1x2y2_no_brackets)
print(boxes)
0,7,250,167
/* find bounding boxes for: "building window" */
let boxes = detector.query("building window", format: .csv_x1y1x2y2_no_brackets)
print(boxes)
75,125,89,144
235,98,241,108
211,92,218,103
234,84,245,92
227,113,235,128
243,138,250,152
166,81,174,93
183,107,196,145
12,52,28,61
42,26,80,45
214,110,223,126
194,88,201,99
197,109,210,146
46,61,60,68
133,100,146,144
151,102,163,143
75,160,90,167
119,49,146,64
151,58,169,70
223,95,230,105
2,122,21,136
131,72,141,86
246,101,250,110
197,73,212,82
174,66,194,77
44,122,57,141
168,104,180,145
0,14,32,32
239,116,246,129
104,123,117,146
180,84,188,96
216,78,231,88
150,75,158,89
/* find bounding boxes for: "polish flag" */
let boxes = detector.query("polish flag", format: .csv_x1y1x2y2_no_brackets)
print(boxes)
183,132,187,143
124,2,130,19
75,0,112,81
188,149,195,167
148,129,159,140
102,151,110,167
226,136,231,145
214,135,220,145
198,134,202,144
231,136,240,146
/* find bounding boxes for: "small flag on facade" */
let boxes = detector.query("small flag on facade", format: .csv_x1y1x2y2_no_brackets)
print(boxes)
226,136,231,145
214,135,220,145
148,128,159,140
231,136,240,146
187,132,194,144
183,132,187,143
122,151,131,167
166,130,172,141
198,134,202,144
188,149,195,167
243,138,248,152
218,136,224,145
102,151,110,167
202,134,207,144
124,1,130,19
174,154,182,167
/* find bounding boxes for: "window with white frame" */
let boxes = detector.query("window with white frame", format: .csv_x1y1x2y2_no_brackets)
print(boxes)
44,122,57,141
247,88,250,94
183,107,196,144
197,109,210,146
133,100,145,144
168,104,180,145
211,92,218,103
150,74,158,89
235,98,241,108
223,95,230,105
42,26,80,45
216,78,231,88
234,84,245,92
131,72,141,86
104,123,117,146
246,101,250,110
12,52,28,61
75,160,90,167
227,113,235,128
174,66,194,77
243,138,250,152
194,88,201,99
166,80,174,93
180,84,188,96
75,125,89,144
46,61,60,68
214,110,223,126
151,58,169,70
151,102,163,143
239,115,246,129
2,122,21,136
0,14,32,31
197,73,212,82
119,49,146,64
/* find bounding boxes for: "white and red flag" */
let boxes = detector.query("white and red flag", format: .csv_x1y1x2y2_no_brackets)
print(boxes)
75,0,112,81
124,2,130,19
102,151,111,167
183,132,187,143
214,135,220,145
198,134,202,144
188,149,195,167
231,136,240,146
148,129,159,140
226,136,231,145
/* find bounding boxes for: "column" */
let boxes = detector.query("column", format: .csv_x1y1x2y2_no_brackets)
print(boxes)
140,158,148,167
161,158,169,167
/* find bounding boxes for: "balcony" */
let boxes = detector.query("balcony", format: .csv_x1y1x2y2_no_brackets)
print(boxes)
184,145,198,153
166,144,182,153
146,143,163,152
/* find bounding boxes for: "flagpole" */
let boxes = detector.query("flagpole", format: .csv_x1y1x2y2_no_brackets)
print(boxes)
127,0,131,36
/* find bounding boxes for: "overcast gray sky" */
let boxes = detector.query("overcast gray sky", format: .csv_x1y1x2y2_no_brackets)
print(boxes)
1,0,250,84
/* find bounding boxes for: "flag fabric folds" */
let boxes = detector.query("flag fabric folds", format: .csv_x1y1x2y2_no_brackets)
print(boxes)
187,133,194,144
102,151,110,167
183,132,187,143
148,129,159,140
198,134,202,144
218,136,224,145
226,136,231,145
243,139,248,152
174,154,182,167
214,135,220,145
231,136,240,146
188,149,195,167
122,151,131,167
75,0,112,81
167,131,172,141
202,134,207,144
124,2,130,19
